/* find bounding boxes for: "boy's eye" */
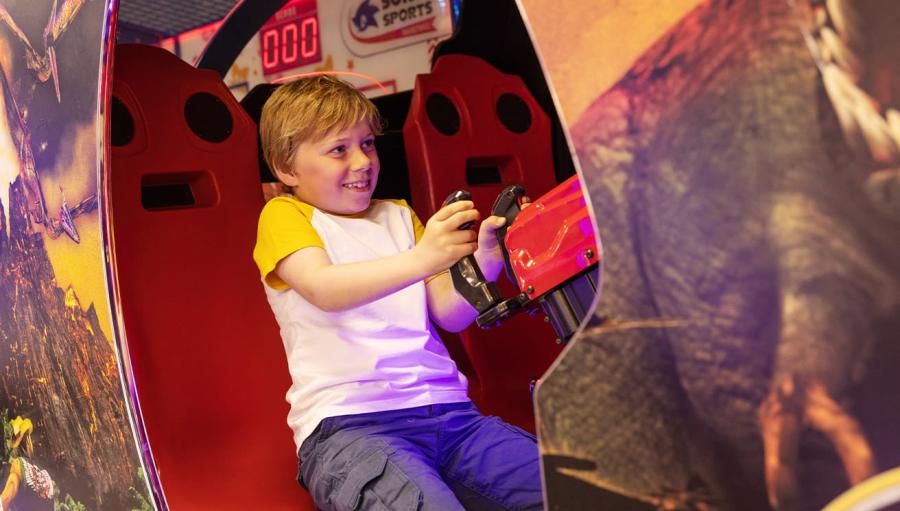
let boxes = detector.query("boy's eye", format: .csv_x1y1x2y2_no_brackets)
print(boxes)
329,145,346,155
362,138,376,150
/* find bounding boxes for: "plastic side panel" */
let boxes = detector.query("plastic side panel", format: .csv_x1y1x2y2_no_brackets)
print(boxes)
505,175,599,299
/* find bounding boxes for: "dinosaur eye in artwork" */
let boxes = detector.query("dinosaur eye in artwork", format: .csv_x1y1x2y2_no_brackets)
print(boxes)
425,92,460,136
496,93,531,134
184,92,233,143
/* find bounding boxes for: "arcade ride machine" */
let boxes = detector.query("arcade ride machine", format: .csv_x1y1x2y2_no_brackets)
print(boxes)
5,0,898,509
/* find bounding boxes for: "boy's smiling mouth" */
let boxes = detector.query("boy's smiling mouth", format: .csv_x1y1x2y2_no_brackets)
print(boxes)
342,179,371,191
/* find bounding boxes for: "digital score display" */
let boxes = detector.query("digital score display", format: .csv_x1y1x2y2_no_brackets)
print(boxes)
259,0,322,75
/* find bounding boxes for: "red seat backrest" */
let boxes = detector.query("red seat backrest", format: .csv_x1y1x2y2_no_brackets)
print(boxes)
109,44,313,510
403,55,563,431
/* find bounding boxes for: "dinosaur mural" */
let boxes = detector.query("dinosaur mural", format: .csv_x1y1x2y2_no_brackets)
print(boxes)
0,0,153,509
528,0,900,509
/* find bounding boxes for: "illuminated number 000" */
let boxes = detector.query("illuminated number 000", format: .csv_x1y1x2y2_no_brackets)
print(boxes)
261,16,319,70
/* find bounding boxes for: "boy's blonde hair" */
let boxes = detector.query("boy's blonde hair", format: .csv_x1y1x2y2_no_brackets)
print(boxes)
260,74,383,177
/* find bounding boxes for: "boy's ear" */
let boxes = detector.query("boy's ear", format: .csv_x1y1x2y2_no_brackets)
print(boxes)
273,164,300,188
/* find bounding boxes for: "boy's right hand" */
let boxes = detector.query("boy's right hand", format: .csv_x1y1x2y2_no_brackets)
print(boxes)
415,200,481,276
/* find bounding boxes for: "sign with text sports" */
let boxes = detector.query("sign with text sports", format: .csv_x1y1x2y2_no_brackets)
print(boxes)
341,0,452,57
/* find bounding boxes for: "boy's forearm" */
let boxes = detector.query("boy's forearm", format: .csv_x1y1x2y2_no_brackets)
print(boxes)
427,249,506,332
426,272,478,332
279,248,430,312
474,249,503,283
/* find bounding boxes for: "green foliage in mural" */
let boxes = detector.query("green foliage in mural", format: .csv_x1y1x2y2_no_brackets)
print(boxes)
129,468,154,511
2,408,10,459
55,494,88,511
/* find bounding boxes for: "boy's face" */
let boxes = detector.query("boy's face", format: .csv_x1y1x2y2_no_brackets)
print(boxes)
279,119,379,214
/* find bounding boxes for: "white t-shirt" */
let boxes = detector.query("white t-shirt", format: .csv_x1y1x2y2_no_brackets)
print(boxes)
253,196,469,450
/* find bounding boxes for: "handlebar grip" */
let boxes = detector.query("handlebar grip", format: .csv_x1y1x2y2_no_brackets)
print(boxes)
442,190,475,230
440,189,500,313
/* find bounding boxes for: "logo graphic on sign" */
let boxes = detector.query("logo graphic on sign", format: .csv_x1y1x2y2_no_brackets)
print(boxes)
353,0,379,31
341,0,452,57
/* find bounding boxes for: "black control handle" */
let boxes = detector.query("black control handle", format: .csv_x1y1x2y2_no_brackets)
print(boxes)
441,190,501,314
442,190,475,229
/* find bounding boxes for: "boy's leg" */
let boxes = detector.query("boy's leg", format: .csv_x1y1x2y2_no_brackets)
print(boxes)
299,407,467,511
437,405,544,511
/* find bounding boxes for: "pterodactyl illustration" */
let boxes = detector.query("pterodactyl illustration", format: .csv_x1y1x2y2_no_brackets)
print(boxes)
0,0,96,243
0,0,91,102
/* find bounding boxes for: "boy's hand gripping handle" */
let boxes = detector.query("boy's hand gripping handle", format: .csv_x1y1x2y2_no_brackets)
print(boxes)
472,184,532,328
491,185,526,284
442,191,502,313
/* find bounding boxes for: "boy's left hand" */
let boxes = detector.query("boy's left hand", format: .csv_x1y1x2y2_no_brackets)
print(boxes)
473,197,530,282
473,215,507,282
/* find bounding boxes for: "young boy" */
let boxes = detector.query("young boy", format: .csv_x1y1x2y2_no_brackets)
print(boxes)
253,75,543,510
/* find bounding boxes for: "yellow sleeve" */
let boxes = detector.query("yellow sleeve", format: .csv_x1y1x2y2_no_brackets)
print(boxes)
253,197,324,290
409,204,425,244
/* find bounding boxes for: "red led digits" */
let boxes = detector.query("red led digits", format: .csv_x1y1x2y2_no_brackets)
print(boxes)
259,10,321,75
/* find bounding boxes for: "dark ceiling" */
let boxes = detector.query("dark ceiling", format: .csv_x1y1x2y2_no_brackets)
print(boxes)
118,0,237,38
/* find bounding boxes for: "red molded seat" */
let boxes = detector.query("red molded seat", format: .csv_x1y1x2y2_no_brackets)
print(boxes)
109,44,312,510
403,55,564,431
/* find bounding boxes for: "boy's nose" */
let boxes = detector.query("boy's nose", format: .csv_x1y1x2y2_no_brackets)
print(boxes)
349,148,372,171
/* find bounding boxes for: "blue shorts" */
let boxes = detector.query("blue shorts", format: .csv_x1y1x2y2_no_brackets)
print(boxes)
297,402,543,510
